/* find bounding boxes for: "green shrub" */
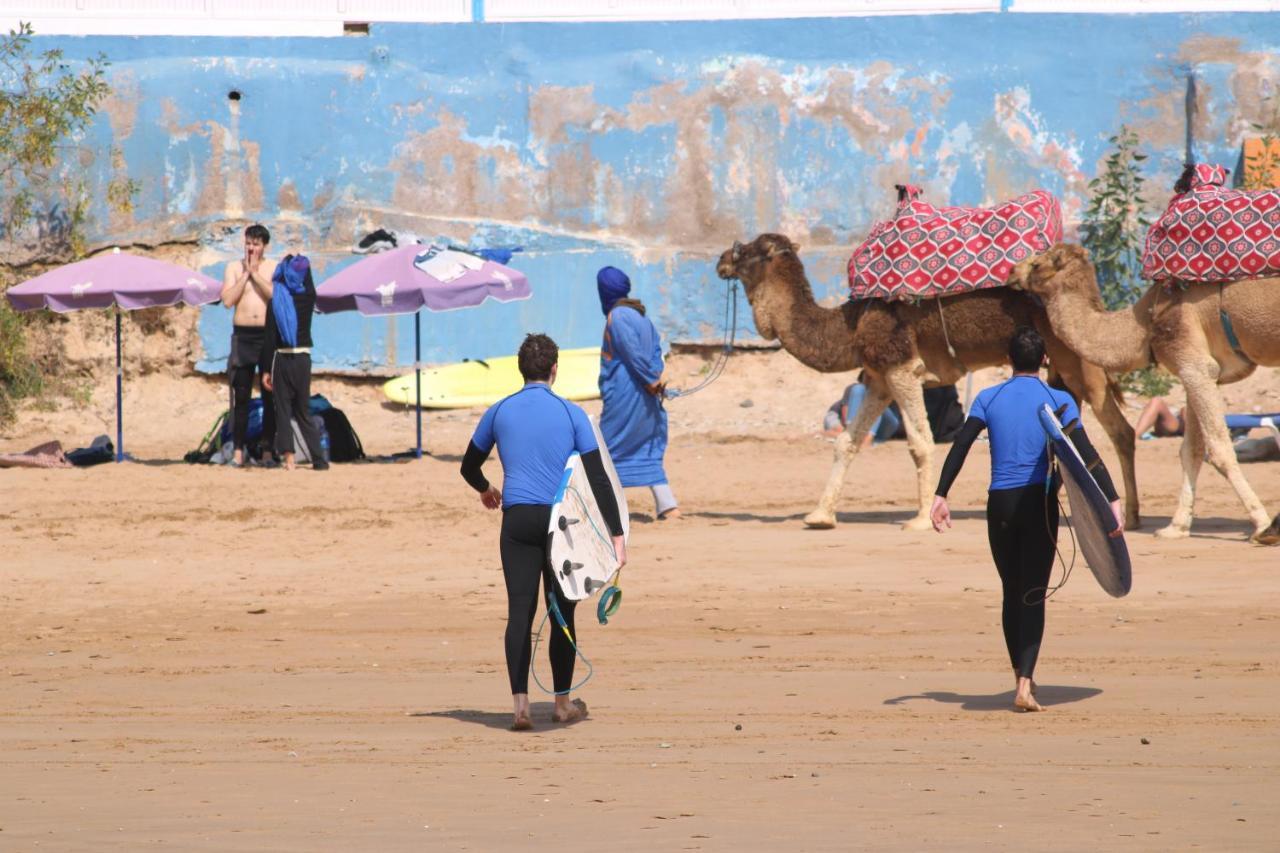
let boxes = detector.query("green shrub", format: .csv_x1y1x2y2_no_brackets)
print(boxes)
1080,126,1150,311
1121,365,1175,399
0,22,133,427
0,299,42,425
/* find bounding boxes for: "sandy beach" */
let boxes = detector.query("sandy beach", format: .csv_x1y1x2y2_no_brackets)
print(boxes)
2,351,1279,851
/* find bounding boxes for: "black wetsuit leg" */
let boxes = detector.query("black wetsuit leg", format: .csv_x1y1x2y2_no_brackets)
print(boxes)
986,484,1059,679
229,364,255,451
258,349,276,454
228,325,275,454
499,504,577,694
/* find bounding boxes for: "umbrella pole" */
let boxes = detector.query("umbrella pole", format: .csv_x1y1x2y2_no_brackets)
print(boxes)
414,312,423,459
115,306,123,463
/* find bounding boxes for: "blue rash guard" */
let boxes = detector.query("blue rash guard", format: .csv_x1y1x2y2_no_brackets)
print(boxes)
968,376,1080,491
469,383,598,508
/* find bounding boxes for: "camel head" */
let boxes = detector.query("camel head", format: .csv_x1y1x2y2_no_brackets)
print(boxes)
715,233,802,340
1009,243,1098,302
716,233,800,287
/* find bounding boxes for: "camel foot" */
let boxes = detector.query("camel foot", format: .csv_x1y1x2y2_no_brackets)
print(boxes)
901,515,932,532
803,511,836,530
1127,513,1142,531
1252,517,1280,546
1154,523,1191,540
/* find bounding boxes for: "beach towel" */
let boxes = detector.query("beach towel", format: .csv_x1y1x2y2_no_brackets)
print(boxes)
849,185,1063,301
1143,163,1280,284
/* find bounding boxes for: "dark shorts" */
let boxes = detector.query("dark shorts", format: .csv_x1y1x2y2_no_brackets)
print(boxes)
228,325,269,373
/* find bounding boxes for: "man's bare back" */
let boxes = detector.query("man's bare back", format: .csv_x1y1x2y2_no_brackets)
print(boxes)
221,237,274,326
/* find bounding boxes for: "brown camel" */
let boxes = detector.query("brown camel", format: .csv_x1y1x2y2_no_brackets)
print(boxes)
714,233,1139,531
1010,242,1279,543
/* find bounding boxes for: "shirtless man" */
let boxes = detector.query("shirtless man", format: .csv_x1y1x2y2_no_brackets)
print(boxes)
220,224,277,467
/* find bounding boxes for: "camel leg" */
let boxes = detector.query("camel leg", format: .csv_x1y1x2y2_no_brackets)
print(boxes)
1167,359,1273,541
1081,371,1140,529
883,361,934,531
803,378,892,529
1158,406,1204,539
1043,337,1141,529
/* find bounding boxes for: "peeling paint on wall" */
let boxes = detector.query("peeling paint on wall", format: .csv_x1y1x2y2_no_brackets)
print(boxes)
31,13,1280,372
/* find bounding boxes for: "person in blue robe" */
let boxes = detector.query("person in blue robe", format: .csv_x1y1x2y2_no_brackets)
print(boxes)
596,266,680,519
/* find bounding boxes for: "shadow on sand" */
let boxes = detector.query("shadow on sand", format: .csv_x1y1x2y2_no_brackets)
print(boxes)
410,702,588,731
1134,515,1262,542
883,684,1102,713
687,509,987,526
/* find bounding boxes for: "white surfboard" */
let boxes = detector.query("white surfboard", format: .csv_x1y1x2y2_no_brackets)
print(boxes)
547,418,629,602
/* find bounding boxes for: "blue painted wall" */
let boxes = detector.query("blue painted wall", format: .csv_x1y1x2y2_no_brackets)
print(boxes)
35,13,1280,372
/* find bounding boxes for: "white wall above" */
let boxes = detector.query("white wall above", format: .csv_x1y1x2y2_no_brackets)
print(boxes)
0,0,471,37
483,0,999,22
0,0,1269,36
1009,0,1280,10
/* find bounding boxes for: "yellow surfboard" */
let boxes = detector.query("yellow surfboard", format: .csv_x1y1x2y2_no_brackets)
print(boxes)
383,347,602,409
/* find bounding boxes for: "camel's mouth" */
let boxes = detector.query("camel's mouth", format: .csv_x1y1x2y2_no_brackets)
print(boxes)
715,249,743,281
1007,258,1035,290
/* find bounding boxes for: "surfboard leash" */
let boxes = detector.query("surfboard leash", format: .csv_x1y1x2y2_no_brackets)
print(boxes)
1026,450,1079,606
665,279,739,399
530,590,595,696
563,483,626,625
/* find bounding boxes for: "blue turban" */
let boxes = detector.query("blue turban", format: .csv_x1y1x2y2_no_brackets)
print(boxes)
597,266,631,316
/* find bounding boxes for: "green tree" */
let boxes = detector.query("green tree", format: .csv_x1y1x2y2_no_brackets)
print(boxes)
0,22,132,426
1080,126,1173,397
1080,126,1150,311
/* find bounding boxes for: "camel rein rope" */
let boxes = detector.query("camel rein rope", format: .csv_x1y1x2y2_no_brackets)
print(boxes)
665,279,740,399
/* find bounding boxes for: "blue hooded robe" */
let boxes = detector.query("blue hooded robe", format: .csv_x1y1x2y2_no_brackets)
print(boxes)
597,267,669,487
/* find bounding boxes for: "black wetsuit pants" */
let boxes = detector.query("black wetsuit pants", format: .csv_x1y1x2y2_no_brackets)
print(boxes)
271,352,325,463
228,325,276,453
500,504,577,694
986,483,1059,680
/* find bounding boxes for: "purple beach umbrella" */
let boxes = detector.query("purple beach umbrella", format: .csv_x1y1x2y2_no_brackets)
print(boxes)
5,248,222,462
316,244,531,458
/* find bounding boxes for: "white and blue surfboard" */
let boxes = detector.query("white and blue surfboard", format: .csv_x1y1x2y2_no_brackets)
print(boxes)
546,418,630,603
1039,404,1132,598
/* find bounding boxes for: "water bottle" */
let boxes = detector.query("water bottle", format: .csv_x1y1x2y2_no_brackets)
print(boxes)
319,427,331,463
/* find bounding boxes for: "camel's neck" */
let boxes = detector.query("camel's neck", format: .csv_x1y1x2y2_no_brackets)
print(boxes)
1041,281,1154,372
754,261,858,373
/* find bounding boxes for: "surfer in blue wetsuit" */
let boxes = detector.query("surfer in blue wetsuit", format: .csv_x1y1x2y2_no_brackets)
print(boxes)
460,333,626,732
930,327,1123,713
596,266,681,519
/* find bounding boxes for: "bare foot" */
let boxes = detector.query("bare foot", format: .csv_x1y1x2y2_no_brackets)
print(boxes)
1014,693,1045,712
1013,672,1038,696
1014,676,1043,711
552,698,588,723
658,508,682,521
511,713,533,731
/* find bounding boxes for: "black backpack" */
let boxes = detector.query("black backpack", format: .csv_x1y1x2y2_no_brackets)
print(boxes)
317,407,365,462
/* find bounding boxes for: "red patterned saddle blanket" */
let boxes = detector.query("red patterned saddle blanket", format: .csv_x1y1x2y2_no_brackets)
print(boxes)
848,185,1063,301
1142,163,1280,284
